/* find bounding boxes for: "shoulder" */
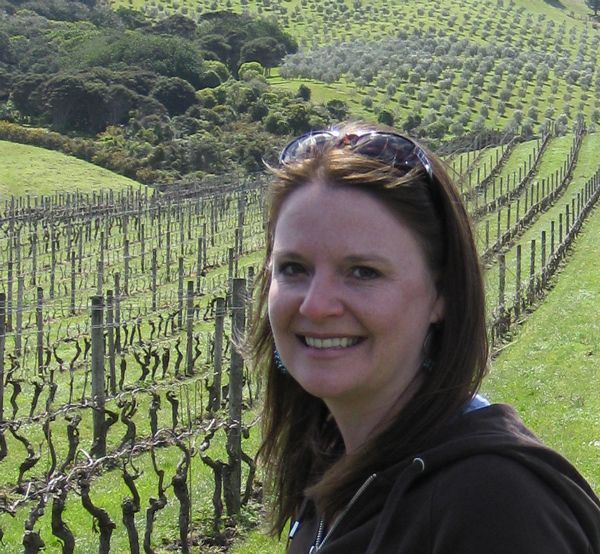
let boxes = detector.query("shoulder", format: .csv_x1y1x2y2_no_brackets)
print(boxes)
426,454,591,553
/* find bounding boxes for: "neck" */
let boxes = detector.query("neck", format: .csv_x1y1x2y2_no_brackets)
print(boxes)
326,373,424,454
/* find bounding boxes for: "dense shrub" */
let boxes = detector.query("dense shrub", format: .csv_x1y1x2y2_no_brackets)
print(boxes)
151,77,198,116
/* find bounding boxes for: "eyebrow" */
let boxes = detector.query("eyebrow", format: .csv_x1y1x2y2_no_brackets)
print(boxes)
271,251,391,266
271,250,304,260
343,254,391,265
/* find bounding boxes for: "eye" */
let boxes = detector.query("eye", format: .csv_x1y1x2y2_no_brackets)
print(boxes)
276,261,306,277
350,266,381,280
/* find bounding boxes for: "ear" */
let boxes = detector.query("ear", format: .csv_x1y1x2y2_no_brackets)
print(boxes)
430,292,445,324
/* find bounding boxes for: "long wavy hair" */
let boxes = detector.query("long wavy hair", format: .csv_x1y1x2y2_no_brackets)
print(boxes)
246,122,489,536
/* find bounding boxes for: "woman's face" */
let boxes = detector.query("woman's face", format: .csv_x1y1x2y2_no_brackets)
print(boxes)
268,182,444,413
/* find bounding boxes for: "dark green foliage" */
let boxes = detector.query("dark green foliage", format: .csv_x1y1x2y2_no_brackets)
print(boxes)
264,112,291,135
150,14,198,39
297,84,311,101
69,31,207,88
377,109,394,127
43,74,110,132
151,78,198,117
250,100,269,122
285,101,312,134
1,0,100,22
0,31,14,64
186,131,225,172
11,74,47,116
239,37,287,70
197,70,223,90
199,34,232,64
0,69,12,101
114,7,147,30
326,99,349,121
403,113,422,133
197,11,297,76
204,61,231,84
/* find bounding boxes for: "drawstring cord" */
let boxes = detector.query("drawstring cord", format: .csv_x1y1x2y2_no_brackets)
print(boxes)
365,457,426,554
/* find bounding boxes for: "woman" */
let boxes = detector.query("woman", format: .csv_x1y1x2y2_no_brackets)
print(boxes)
248,122,600,553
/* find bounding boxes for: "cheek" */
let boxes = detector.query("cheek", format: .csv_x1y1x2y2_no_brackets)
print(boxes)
267,279,286,331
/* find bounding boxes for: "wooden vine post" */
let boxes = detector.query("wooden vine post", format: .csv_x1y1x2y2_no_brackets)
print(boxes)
185,281,194,377
15,273,24,356
225,278,246,517
210,297,226,414
106,290,116,395
36,287,44,376
0,292,5,423
90,295,106,457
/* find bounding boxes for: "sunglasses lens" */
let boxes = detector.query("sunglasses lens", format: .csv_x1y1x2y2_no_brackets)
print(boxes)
353,134,416,168
280,130,433,180
280,131,335,164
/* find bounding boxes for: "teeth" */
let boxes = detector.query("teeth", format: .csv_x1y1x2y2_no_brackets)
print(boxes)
304,336,359,349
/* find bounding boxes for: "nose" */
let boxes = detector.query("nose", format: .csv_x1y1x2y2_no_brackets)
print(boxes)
298,273,344,320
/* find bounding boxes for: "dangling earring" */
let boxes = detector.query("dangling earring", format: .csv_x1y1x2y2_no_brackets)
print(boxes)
274,350,287,374
421,326,436,373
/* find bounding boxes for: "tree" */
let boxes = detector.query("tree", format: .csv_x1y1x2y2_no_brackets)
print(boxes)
377,110,394,127
0,31,14,64
286,102,311,134
11,74,47,117
199,34,232,64
151,78,198,116
105,85,140,125
43,74,109,133
72,31,206,88
585,0,599,16
403,113,422,133
297,84,311,101
326,99,349,121
187,131,224,172
151,14,198,39
239,37,287,73
264,112,290,135
239,62,265,81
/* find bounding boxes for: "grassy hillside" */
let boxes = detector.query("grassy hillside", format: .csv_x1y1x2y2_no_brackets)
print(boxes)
483,199,600,493
0,141,142,196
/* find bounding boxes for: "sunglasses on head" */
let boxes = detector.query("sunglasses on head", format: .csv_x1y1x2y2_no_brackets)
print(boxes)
279,130,434,181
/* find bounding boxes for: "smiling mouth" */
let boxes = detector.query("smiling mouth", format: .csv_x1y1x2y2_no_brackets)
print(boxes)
300,336,363,349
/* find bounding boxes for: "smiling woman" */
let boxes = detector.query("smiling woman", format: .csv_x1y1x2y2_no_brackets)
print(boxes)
246,122,600,553
268,184,444,452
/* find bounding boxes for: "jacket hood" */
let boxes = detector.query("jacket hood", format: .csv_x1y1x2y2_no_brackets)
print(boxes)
369,403,600,553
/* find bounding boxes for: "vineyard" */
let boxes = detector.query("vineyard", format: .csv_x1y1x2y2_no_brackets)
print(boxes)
0,123,598,552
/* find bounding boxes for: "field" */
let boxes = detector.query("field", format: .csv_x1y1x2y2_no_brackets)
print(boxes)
0,142,141,197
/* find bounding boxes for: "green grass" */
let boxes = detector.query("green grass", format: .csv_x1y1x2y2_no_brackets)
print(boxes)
0,410,264,553
267,70,368,120
483,200,600,493
230,530,283,554
0,141,141,196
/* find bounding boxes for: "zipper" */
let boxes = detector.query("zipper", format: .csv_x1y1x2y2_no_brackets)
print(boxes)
310,473,377,552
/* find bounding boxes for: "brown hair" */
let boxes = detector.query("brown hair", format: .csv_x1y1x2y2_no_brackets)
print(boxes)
247,122,489,536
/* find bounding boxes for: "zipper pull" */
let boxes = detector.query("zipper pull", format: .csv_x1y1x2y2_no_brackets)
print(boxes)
288,520,301,539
